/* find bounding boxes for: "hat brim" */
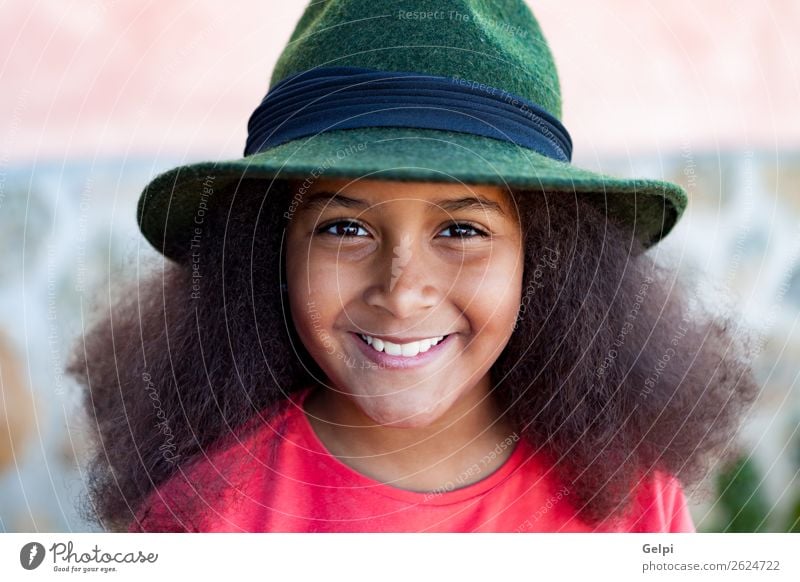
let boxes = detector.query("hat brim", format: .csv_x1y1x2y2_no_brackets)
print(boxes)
137,127,686,262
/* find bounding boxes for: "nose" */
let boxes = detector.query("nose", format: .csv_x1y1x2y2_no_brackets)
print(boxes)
362,234,440,319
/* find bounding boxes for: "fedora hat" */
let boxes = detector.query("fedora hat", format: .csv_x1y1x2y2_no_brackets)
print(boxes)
136,0,687,263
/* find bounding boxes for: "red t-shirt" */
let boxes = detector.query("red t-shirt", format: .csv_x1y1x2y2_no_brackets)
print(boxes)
129,386,695,532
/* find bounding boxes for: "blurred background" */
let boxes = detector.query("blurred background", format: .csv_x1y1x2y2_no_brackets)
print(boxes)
1,0,798,532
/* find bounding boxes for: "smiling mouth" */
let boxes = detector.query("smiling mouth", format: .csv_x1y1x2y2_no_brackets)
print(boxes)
355,333,451,357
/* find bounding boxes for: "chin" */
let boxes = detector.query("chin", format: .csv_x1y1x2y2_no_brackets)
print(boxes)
352,393,448,428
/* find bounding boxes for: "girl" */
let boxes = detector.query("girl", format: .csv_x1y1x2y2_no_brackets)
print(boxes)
66,0,758,532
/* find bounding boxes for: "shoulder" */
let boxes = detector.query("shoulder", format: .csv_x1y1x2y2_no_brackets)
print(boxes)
127,464,203,532
627,469,696,532
128,392,305,533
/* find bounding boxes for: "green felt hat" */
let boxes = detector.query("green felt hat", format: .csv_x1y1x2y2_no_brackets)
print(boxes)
137,0,687,263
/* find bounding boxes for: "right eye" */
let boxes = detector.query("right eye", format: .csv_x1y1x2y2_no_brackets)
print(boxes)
316,220,370,238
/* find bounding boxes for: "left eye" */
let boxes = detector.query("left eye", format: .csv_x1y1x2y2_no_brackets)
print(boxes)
438,223,488,239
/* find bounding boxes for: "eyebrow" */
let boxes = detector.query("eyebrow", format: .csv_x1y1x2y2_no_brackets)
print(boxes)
297,191,508,217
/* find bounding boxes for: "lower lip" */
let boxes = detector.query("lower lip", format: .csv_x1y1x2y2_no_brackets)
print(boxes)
349,332,455,370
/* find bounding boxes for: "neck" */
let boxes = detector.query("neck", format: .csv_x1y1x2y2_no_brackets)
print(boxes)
302,377,518,492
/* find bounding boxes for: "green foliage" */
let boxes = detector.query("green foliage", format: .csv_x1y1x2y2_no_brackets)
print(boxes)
786,496,800,533
712,455,771,532
699,420,800,533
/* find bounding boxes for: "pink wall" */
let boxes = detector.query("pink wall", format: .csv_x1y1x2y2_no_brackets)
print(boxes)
2,0,798,162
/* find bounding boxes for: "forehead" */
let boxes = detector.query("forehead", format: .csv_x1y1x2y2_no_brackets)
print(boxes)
288,177,516,216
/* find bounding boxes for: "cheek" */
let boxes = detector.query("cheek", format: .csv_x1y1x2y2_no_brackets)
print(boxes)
285,243,358,350
454,253,524,337
286,235,357,297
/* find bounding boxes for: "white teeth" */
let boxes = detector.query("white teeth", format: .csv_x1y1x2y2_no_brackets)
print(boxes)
359,334,446,357
385,342,402,356
401,342,419,357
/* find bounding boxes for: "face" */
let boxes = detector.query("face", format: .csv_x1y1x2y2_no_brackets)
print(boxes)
284,178,524,428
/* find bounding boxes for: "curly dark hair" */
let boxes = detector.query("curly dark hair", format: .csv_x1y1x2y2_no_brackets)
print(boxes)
65,177,759,531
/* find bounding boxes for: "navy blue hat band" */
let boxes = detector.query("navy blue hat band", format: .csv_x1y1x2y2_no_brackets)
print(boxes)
244,66,573,162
